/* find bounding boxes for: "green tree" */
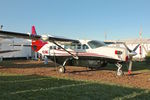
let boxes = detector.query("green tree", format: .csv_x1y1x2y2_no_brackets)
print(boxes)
145,51,150,64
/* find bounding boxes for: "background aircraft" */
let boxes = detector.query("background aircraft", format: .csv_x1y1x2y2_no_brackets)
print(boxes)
0,50,19,54
0,36,19,54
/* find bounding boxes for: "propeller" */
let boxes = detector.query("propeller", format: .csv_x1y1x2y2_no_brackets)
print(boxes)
123,43,140,75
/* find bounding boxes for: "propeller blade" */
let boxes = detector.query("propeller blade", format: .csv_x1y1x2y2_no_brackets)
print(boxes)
123,43,132,52
133,44,140,52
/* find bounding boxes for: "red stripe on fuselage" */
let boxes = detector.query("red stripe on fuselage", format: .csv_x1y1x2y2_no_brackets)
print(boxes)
50,49,108,57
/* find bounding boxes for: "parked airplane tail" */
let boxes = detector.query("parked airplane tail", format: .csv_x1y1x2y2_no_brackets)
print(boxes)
31,26,47,52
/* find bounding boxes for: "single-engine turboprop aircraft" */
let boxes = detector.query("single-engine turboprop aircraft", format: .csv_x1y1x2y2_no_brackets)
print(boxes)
0,26,139,76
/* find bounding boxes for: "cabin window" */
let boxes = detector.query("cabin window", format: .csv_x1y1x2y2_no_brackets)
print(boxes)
50,46,57,49
82,44,89,49
77,44,81,49
70,44,76,50
53,46,56,49
50,46,53,49
58,46,61,49
64,45,70,49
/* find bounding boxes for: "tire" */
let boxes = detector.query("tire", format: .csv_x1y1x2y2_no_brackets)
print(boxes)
116,70,124,76
88,67,95,70
58,66,66,73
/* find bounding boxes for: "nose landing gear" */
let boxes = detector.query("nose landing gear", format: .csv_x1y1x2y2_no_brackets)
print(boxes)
115,63,124,76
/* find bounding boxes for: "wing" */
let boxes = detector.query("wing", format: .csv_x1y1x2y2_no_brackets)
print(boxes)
0,30,79,43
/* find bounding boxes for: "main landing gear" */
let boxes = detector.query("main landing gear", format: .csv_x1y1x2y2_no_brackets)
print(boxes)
58,65,66,73
115,63,123,76
58,58,72,73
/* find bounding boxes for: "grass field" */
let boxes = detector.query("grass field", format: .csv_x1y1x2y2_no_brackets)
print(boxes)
0,73,150,100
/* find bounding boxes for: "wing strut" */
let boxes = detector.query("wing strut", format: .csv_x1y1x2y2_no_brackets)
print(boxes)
52,41,78,60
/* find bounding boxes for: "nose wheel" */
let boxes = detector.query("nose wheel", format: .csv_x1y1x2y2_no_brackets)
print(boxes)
115,63,123,76
116,69,123,76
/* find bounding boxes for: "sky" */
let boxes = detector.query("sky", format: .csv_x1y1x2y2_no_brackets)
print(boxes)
0,0,150,40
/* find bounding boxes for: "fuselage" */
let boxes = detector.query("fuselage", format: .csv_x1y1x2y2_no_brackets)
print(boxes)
36,40,129,66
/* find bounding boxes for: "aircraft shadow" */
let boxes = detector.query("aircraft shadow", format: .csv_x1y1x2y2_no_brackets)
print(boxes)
0,60,150,74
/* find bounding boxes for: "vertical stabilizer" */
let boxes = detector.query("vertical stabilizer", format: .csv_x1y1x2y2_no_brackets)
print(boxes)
31,26,47,52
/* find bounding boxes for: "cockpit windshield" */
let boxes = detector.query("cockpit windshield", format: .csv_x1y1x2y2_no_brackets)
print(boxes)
88,40,106,49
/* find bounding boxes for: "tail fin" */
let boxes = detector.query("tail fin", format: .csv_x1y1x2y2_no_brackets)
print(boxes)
31,26,47,52
32,26,37,35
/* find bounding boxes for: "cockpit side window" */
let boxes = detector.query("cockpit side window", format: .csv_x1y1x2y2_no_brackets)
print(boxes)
82,44,89,49
88,40,106,49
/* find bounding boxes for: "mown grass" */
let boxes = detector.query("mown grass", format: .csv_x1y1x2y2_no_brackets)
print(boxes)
0,60,150,99
0,74,150,100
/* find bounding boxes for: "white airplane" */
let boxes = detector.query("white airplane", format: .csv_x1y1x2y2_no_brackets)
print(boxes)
0,26,139,76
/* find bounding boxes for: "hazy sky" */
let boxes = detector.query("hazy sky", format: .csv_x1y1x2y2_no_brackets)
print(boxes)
0,0,150,40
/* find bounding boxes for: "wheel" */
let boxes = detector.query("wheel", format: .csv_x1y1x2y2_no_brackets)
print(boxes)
58,66,66,73
116,70,123,76
88,67,94,70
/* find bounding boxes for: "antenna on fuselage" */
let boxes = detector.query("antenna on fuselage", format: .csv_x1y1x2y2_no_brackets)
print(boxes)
104,32,107,41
